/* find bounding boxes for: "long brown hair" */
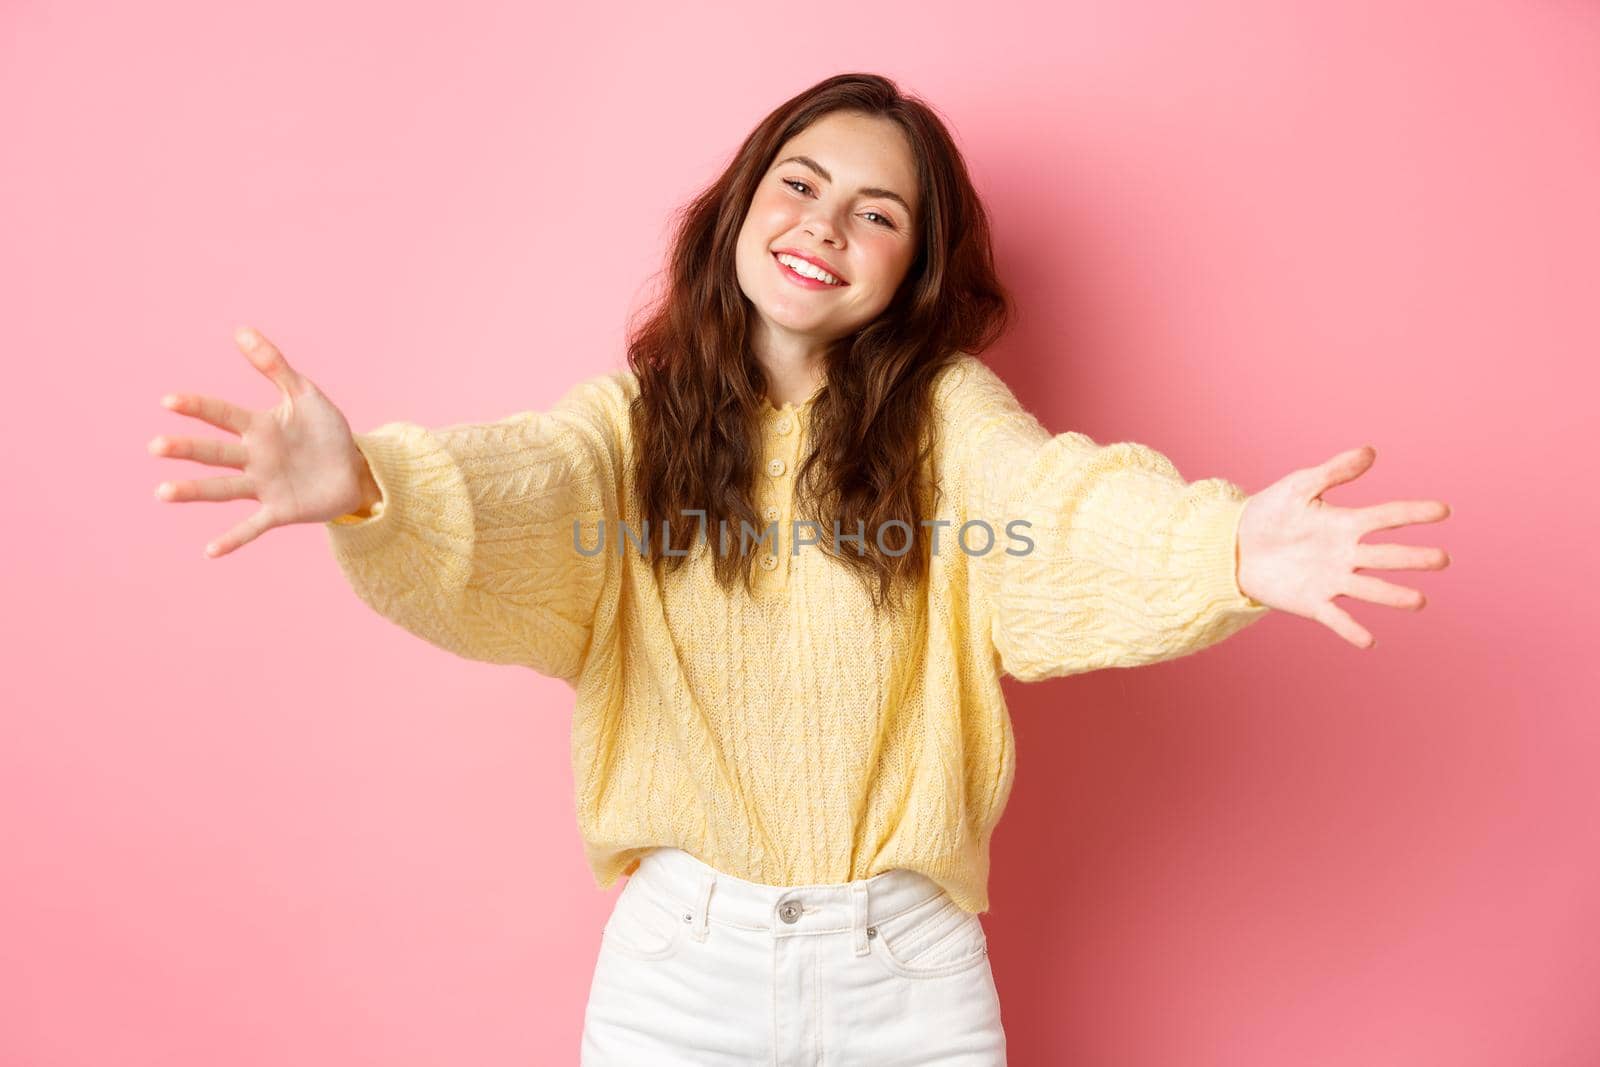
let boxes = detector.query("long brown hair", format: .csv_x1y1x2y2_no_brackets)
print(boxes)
625,72,1011,611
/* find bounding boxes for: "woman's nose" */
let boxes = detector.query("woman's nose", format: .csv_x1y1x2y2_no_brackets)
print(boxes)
803,212,843,245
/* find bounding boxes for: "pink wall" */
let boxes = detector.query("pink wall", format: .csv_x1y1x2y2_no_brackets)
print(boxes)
4,0,1595,1063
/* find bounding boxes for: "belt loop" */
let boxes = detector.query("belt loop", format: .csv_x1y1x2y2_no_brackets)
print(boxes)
851,882,870,956
691,872,715,942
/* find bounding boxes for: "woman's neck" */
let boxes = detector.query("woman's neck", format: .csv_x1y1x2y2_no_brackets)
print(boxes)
755,351,827,408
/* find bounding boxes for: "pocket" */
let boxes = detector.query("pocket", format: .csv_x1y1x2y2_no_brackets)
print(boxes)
867,891,989,979
600,874,687,962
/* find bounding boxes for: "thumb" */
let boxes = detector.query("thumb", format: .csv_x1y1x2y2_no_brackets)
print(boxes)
234,325,305,401
1305,444,1376,501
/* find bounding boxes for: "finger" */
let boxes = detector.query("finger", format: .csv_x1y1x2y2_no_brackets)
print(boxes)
1353,542,1452,571
1301,445,1377,503
161,392,253,435
234,326,304,401
1354,499,1452,534
1316,600,1376,649
1344,573,1427,610
204,507,277,558
148,433,248,469
154,474,256,503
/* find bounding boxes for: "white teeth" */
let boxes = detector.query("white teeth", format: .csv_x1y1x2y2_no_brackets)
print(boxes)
775,252,842,285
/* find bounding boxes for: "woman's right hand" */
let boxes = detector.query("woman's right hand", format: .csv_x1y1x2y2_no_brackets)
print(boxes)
151,326,381,558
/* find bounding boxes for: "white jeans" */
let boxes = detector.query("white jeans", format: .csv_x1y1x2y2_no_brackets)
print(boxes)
580,846,1007,1065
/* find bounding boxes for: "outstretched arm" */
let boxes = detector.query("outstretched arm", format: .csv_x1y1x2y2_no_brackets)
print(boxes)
939,354,1273,683
321,370,632,684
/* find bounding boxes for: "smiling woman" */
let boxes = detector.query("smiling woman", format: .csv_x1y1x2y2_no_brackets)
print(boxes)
302,72,1261,1067
152,66,1449,1067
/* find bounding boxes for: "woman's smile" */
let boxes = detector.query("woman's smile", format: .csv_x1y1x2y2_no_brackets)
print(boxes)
773,250,848,290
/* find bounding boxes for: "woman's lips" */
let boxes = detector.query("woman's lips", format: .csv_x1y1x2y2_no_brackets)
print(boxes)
773,252,845,290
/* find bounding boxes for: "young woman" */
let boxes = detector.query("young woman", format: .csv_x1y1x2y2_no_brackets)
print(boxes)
151,73,1451,1065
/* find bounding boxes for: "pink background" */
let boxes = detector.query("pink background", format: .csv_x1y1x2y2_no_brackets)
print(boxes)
4,1,1595,1063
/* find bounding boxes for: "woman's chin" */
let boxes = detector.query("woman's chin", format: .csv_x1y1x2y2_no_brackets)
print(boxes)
755,306,837,340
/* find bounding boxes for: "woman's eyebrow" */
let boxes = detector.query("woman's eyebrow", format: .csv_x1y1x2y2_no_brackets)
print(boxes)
776,155,912,217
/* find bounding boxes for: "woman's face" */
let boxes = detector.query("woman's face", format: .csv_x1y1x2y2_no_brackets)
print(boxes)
735,110,921,355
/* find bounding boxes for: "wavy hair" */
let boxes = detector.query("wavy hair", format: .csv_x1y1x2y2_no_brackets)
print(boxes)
624,72,1011,612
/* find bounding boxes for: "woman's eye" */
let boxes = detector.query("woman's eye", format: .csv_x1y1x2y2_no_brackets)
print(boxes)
782,178,895,230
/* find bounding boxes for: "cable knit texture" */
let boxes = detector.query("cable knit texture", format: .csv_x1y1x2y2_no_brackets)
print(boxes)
324,353,1269,913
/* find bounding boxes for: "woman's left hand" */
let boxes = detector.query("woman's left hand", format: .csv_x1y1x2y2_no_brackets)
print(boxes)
1235,446,1451,648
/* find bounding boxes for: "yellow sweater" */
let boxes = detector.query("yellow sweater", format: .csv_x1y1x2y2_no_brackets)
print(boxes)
323,353,1270,913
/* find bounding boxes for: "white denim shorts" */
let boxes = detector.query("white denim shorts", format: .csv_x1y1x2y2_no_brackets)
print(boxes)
580,846,1006,1065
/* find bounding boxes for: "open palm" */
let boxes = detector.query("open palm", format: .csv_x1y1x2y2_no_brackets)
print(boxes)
1236,446,1452,649
150,326,375,557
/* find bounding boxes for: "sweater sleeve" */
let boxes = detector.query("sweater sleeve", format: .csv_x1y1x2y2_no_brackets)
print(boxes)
940,354,1270,683
321,370,627,684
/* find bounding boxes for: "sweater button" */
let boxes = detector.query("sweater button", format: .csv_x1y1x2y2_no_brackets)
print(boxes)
766,457,786,477
774,415,793,435
763,504,780,522
759,554,778,571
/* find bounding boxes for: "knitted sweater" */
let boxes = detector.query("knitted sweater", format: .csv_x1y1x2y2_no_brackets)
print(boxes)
323,353,1270,913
